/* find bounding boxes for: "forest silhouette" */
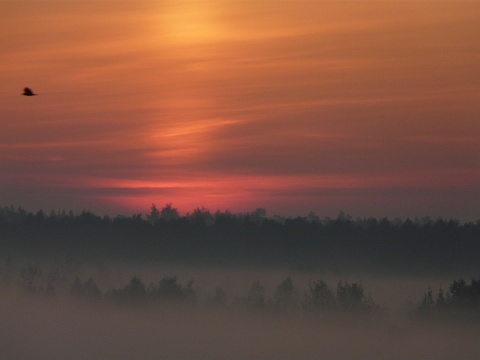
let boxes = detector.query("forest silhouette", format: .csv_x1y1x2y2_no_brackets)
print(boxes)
1,203,479,275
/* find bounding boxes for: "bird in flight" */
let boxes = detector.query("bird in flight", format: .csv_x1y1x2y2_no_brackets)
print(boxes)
22,87,37,96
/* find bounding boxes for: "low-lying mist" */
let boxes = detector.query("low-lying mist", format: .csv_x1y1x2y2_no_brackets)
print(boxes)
2,207,480,358
2,261,480,359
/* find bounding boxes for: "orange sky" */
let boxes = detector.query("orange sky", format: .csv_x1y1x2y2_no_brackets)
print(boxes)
1,0,479,219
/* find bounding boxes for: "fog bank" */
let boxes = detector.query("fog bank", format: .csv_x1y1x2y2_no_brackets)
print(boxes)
2,293,480,360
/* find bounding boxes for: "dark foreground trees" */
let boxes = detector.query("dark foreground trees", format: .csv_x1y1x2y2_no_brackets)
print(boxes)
303,280,376,314
5,259,480,324
107,276,195,306
1,259,378,318
104,276,377,316
418,278,480,321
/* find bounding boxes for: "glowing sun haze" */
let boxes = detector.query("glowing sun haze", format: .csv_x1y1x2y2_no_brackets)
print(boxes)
1,0,479,220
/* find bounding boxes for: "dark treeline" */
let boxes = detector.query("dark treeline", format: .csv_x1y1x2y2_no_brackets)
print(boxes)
73,276,377,316
5,263,377,317
418,278,480,321
1,204,480,275
6,259,480,322
3,258,480,322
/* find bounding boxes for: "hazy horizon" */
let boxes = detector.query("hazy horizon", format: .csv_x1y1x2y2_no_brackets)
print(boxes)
2,201,479,224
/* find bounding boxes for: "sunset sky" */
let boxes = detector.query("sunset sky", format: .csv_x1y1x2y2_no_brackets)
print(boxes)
1,1,479,220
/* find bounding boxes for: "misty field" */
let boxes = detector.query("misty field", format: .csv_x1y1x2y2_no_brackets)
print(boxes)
1,206,480,359
2,261,480,359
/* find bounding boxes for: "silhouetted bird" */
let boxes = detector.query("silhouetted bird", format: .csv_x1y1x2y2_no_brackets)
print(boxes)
22,87,36,96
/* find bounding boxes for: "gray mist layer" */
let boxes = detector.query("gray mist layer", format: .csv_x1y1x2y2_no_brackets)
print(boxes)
1,264,480,360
